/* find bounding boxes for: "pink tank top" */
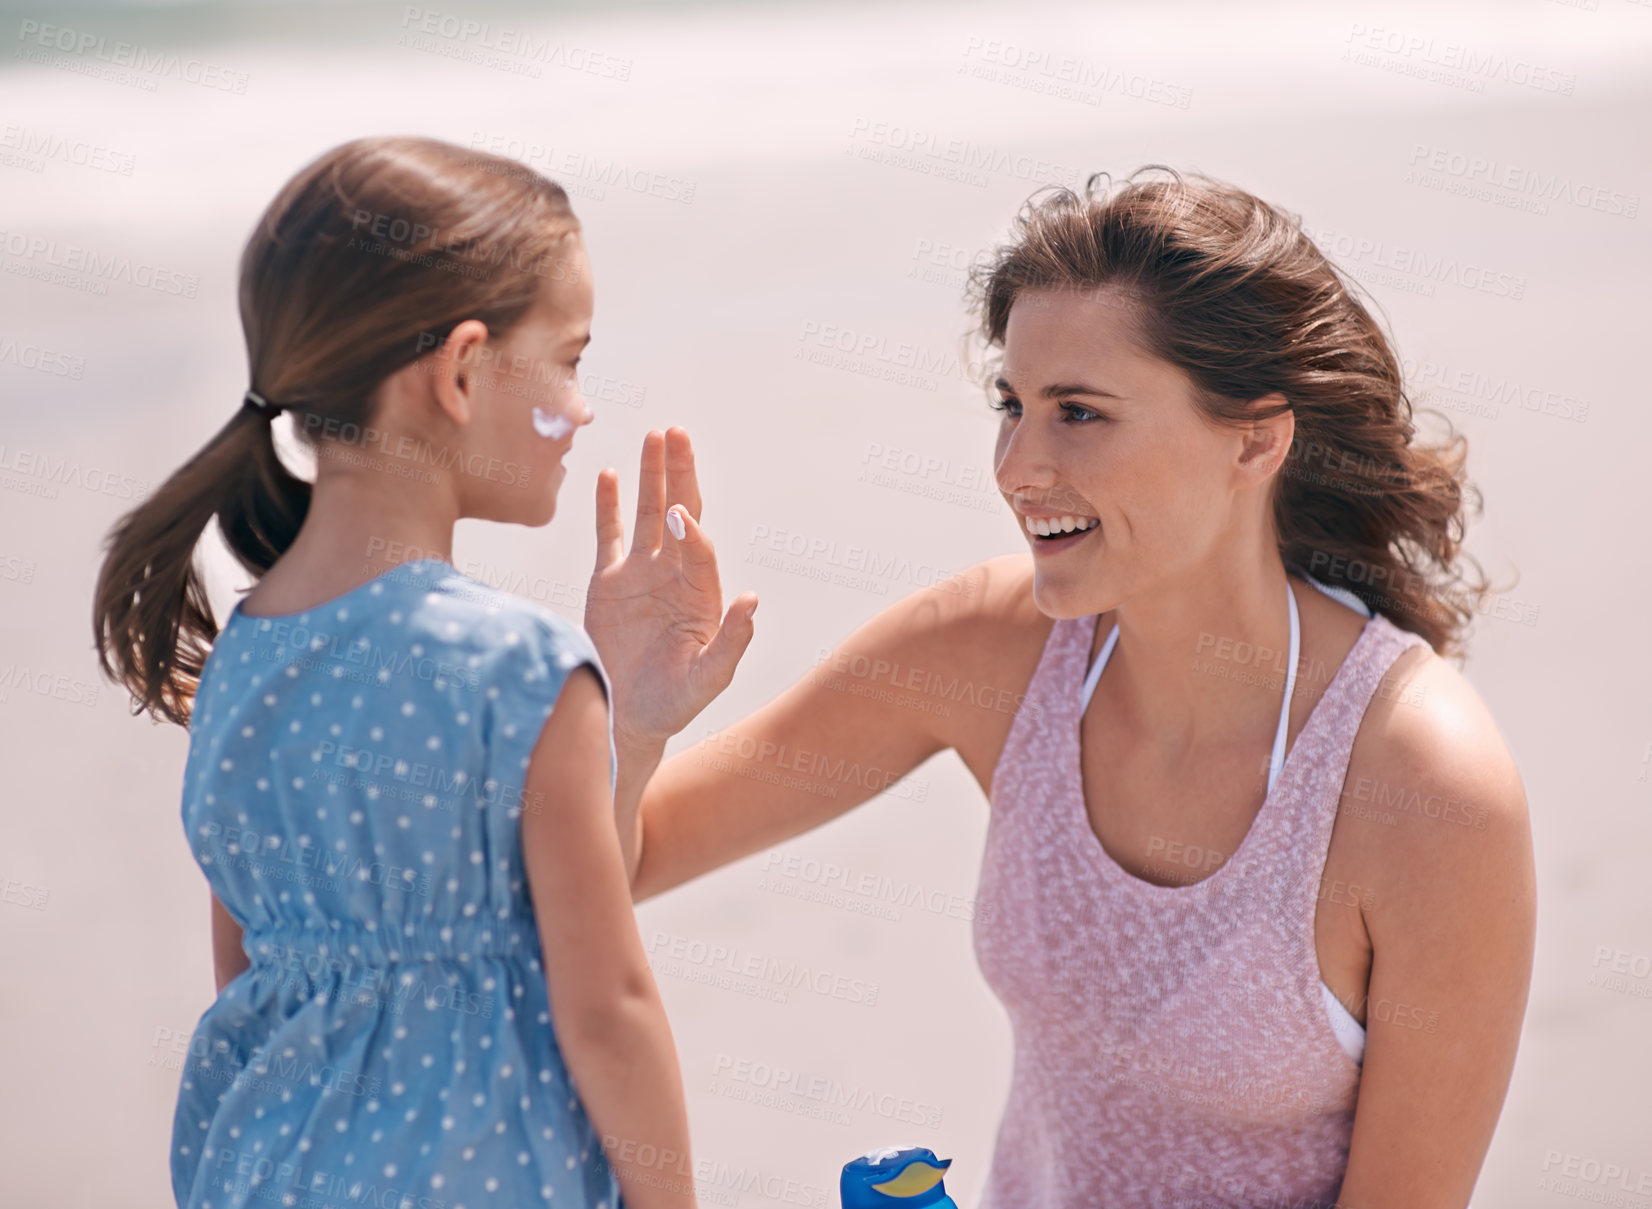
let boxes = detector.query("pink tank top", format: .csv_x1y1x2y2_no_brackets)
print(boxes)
972,606,1428,1209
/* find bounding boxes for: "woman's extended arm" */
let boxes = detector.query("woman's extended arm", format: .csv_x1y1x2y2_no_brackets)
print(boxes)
626,575,970,902
579,425,1027,901
1332,659,1537,1209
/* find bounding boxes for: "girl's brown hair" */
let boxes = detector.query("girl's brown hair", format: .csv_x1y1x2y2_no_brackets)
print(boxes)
967,164,1505,659
92,135,580,727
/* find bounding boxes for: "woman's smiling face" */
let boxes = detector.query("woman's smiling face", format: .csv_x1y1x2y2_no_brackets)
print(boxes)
992,284,1277,618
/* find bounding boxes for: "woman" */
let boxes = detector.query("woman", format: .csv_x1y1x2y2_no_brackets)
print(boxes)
584,168,1536,1208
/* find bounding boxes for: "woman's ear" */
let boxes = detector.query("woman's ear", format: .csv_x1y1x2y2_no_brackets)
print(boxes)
1238,391,1294,478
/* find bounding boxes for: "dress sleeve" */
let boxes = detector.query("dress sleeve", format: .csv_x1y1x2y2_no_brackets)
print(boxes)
482,609,617,819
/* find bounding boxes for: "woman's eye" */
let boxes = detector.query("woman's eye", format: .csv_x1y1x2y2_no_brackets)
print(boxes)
989,398,1106,423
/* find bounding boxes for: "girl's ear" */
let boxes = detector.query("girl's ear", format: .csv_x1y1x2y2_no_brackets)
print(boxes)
433,318,490,424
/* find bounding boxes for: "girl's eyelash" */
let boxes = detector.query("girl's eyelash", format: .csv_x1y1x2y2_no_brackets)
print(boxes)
989,398,1107,423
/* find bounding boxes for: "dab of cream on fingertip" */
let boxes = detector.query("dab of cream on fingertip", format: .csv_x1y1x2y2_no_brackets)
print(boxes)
532,407,573,439
666,508,685,540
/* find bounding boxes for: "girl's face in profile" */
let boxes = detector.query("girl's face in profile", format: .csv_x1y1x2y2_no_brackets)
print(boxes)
465,233,595,527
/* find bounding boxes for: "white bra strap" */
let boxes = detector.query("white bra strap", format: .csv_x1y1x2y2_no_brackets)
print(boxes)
1301,572,1372,618
1079,579,1301,799
1078,618,1118,712
1265,581,1300,795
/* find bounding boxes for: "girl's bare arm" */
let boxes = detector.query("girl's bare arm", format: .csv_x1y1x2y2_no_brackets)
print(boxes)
520,666,698,1209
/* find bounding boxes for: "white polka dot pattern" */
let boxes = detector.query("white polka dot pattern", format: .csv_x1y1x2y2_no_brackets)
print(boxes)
172,558,623,1209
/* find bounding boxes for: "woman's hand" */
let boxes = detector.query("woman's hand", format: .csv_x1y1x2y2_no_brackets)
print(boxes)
585,427,758,748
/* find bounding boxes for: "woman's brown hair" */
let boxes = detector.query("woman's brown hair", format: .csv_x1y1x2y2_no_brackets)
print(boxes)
92,135,581,727
967,164,1505,659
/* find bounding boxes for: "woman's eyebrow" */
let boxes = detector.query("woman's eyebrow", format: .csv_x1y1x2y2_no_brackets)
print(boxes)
995,376,1121,399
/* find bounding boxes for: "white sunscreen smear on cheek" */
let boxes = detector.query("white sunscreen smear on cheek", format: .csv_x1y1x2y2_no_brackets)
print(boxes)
532,407,573,440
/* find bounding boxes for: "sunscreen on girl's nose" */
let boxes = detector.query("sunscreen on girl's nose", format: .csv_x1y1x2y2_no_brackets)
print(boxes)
840,1145,958,1209
532,406,573,439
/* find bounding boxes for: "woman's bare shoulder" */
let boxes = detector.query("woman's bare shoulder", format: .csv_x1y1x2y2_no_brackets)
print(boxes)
931,552,1055,658
905,553,1060,780
1344,638,1533,907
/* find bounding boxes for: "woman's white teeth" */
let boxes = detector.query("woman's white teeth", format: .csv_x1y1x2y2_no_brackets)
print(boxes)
1025,514,1100,538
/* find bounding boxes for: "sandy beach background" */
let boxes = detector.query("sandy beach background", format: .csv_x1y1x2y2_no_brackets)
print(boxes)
1,0,1648,1204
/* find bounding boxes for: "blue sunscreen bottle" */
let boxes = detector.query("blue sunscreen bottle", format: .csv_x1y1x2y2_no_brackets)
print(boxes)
840,1145,958,1209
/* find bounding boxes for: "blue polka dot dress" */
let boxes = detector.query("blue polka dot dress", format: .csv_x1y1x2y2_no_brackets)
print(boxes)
171,557,625,1209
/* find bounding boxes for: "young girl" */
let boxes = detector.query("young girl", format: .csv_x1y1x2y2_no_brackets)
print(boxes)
92,135,700,1209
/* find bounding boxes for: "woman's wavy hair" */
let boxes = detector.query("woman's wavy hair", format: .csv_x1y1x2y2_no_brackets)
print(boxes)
966,164,1506,659
93,135,581,727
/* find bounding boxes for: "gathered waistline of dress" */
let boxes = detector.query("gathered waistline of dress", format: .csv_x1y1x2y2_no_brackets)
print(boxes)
242,915,542,973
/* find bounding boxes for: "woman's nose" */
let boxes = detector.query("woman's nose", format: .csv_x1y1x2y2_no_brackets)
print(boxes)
995,425,1059,493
